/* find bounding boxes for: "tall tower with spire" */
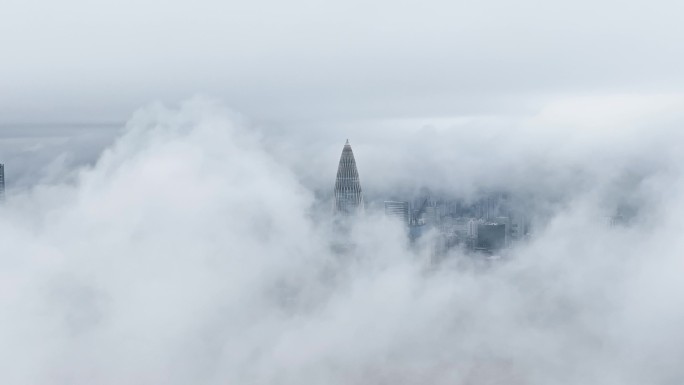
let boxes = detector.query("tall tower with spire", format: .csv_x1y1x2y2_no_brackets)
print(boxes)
334,140,364,215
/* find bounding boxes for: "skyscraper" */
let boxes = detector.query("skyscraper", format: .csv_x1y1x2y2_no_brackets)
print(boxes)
0,164,4,202
334,140,364,215
477,222,506,251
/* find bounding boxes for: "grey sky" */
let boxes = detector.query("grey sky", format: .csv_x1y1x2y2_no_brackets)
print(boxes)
2,0,683,123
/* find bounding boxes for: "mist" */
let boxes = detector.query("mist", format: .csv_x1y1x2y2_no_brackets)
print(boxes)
1,97,683,384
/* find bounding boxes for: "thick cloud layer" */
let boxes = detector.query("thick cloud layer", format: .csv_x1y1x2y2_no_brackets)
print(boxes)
1,99,684,384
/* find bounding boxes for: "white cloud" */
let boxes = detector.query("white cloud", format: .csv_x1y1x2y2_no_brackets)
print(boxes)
1,98,684,383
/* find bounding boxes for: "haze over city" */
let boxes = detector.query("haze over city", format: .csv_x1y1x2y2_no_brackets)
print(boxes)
2,0,684,384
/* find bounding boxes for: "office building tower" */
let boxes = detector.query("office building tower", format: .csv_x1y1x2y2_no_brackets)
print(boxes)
510,213,527,239
384,200,410,226
452,217,470,238
467,218,483,238
333,140,364,215
423,204,437,227
492,216,511,246
477,223,506,251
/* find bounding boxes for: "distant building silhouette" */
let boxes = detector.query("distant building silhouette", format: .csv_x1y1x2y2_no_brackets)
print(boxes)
384,201,410,225
477,223,506,251
492,216,511,246
0,164,4,202
333,140,364,215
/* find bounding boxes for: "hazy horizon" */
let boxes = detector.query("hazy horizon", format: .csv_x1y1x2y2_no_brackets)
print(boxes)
3,1,684,384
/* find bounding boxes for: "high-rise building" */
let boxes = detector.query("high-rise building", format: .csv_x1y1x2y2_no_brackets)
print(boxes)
384,200,409,225
0,164,4,202
424,204,439,227
492,216,511,246
333,140,364,215
509,211,527,240
467,218,483,239
477,223,506,251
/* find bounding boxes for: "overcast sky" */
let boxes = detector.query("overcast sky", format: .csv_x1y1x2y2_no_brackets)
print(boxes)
3,0,684,193
2,0,684,123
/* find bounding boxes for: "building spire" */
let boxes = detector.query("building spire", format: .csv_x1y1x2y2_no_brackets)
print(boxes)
333,140,364,215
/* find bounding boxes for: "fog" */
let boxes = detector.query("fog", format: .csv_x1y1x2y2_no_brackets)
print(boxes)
0,124,122,191
1,97,684,384
2,0,684,381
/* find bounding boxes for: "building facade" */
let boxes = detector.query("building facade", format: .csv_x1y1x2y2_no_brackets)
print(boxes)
333,140,364,215
477,222,506,251
384,200,410,225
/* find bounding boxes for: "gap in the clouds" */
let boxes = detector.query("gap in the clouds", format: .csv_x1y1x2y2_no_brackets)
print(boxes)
0,123,124,192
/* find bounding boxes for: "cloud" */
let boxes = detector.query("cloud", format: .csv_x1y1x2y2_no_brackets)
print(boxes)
1,98,684,384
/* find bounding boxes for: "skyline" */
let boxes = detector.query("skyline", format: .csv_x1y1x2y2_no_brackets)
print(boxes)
3,1,684,383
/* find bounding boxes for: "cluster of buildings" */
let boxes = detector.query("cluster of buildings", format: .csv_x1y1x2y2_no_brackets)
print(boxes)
332,140,529,258
385,196,529,257
3,140,532,258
